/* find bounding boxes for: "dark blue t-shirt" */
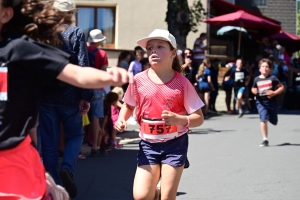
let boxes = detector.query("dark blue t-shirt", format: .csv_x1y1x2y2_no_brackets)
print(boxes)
252,75,280,104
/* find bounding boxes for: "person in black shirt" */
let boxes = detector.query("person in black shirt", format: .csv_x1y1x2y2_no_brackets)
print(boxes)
251,59,284,147
209,59,219,112
0,1,133,199
224,58,249,117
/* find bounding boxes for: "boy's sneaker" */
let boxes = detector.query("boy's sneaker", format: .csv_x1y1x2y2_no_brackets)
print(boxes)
59,169,77,198
238,112,244,118
260,140,269,147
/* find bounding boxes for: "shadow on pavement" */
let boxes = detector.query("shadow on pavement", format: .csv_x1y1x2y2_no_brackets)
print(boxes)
189,128,236,135
275,143,300,147
176,192,187,196
74,146,138,200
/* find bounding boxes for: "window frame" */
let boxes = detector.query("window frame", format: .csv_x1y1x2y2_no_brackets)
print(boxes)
76,6,116,48
252,0,267,7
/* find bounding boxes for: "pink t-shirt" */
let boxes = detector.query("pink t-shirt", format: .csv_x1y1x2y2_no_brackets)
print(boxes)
111,105,119,126
123,69,204,143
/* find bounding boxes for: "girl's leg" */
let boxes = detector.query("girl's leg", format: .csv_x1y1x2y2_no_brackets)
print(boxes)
133,165,161,200
204,91,210,115
91,117,99,150
160,164,184,200
260,120,268,139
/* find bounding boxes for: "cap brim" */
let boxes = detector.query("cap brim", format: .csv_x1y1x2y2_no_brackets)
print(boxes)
137,36,171,48
88,36,106,43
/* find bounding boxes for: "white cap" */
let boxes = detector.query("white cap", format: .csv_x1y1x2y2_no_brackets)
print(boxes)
53,0,77,12
88,29,106,43
137,29,177,49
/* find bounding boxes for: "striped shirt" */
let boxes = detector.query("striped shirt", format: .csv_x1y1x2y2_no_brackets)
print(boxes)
193,38,206,62
123,69,204,143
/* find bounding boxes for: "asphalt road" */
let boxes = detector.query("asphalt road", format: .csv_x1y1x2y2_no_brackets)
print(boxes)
73,111,300,200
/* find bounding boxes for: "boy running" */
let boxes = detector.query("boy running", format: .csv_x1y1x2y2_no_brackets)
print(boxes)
225,58,249,117
251,58,284,147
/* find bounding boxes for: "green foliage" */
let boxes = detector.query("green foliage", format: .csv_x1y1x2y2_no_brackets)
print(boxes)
172,0,207,33
189,0,207,33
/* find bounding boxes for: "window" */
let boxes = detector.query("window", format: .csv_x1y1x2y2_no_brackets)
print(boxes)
77,7,116,48
252,0,267,6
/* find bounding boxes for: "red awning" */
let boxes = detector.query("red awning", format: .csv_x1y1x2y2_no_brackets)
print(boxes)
210,0,280,25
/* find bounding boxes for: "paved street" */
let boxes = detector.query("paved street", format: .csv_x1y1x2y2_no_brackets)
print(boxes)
74,111,300,200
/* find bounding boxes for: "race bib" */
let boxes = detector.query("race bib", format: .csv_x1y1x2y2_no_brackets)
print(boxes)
235,72,244,81
141,118,178,139
0,65,8,101
257,80,272,96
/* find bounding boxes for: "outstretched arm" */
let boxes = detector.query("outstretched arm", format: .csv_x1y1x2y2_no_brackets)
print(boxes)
57,64,134,88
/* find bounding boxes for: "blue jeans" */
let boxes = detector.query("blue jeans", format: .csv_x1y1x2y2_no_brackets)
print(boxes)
38,104,83,184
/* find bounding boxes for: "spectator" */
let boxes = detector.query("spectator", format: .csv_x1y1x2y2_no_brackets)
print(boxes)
277,59,289,109
182,48,199,84
128,48,143,76
117,50,131,70
260,36,273,58
271,40,279,59
193,32,207,67
277,46,290,65
87,29,109,157
140,57,151,71
196,58,215,118
209,59,219,112
38,1,93,198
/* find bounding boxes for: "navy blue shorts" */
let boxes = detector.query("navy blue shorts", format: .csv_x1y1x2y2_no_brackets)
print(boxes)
256,100,278,125
137,134,188,167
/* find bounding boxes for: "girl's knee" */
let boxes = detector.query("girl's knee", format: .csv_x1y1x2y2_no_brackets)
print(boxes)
133,191,155,200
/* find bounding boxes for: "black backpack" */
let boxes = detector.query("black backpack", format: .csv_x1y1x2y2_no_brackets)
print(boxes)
88,48,98,67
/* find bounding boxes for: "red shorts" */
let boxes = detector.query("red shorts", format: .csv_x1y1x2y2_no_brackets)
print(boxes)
0,136,46,199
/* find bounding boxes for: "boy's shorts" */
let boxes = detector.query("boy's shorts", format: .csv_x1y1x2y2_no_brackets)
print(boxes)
137,133,188,167
256,100,278,125
90,90,104,118
234,87,245,100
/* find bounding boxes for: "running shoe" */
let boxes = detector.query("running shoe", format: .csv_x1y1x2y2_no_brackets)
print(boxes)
260,140,269,147
238,112,244,118
59,169,77,198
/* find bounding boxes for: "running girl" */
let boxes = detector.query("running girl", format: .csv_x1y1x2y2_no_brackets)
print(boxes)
115,29,204,200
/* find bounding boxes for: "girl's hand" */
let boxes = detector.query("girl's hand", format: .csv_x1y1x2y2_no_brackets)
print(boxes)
161,110,180,125
114,119,127,132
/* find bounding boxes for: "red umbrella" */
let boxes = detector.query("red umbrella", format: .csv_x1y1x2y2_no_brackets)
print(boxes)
271,30,300,53
205,10,281,55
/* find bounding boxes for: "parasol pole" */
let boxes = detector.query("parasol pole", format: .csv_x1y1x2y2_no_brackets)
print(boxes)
237,22,242,56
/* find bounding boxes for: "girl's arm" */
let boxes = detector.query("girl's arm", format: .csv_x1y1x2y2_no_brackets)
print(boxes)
161,108,204,128
114,103,135,132
207,76,215,91
116,101,123,109
57,64,133,88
